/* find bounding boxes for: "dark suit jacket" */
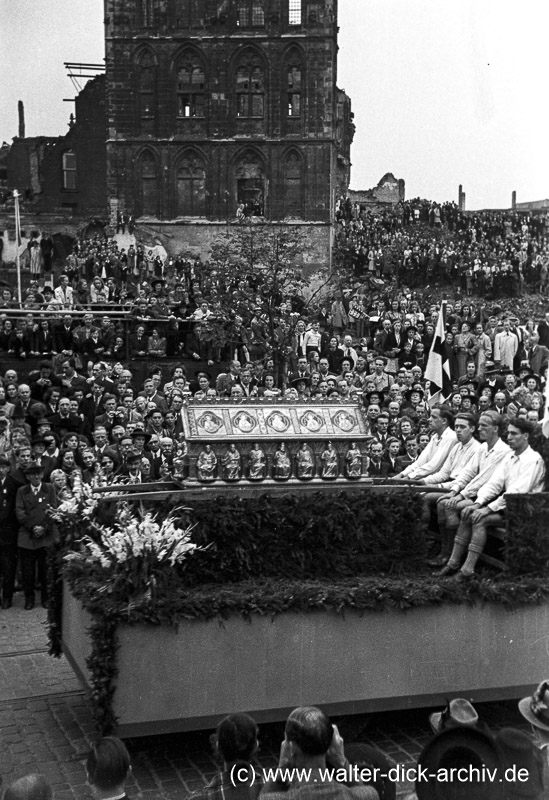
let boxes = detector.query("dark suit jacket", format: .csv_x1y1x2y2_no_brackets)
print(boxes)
0,475,23,546
537,321,549,349
129,333,148,358
53,324,76,353
529,345,549,376
367,459,390,478
396,454,417,470
382,455,400,476
48,412,84,437
16,482,58,550
80,396,107,425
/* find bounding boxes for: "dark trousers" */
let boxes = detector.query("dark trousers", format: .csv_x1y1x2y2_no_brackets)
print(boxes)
19,547,48,601
0,544,18,601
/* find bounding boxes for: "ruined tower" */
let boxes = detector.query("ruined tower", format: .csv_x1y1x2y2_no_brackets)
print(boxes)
104,0,353,256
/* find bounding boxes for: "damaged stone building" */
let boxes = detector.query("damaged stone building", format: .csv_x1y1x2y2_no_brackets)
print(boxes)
105,0,354,260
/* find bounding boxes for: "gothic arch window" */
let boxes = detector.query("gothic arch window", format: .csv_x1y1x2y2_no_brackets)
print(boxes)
176,53,205,118
235,50,265,118
283,151,303,217
235,151,265,216
176,153,206,216
286,50,303,117
139,151,158,216
62,151,77,191
137,51,156,121
237,1,265,27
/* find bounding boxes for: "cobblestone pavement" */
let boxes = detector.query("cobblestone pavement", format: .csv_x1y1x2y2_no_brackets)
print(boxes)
0,592,533,800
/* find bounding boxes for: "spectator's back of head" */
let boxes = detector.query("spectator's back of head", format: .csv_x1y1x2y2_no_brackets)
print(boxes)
4,775,52,800
86,736,131,792
285,706,333,756
215,713,258,763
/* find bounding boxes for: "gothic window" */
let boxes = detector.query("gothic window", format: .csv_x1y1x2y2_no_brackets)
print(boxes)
138,52,156,120
177,55,205,118
140,152,158,216
286,51,302,117
141,0,154,26
236,51,265,118
176,153,206,216
288,0,302,25
62,152,77,191
235,152,265,216
283,151,302,217
237,1,265,27
174,0,190,26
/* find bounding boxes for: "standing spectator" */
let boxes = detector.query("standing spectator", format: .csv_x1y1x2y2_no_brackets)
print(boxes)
16,463,57,610
493,318,519,370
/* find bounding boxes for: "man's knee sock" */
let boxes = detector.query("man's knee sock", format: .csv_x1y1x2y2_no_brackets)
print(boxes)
462,542,484,576
447,529,469,568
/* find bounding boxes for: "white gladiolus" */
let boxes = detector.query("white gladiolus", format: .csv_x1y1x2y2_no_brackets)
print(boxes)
60,500,201,586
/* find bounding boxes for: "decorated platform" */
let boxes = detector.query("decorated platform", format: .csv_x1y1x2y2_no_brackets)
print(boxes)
49,485,549,737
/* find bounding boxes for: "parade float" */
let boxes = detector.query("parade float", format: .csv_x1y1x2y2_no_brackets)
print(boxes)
48,401,549,736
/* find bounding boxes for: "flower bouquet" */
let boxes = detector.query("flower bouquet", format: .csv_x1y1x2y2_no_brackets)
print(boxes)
51,486,203,606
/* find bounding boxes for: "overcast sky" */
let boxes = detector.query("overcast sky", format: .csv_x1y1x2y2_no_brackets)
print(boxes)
1,0,547,209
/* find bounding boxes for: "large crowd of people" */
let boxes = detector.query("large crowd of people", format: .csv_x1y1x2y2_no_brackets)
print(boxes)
0,201,549,608
1,203,549,800
335,198,549,294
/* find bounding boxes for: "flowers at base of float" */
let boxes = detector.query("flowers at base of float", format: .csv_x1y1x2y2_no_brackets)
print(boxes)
53,485,203,579
63,507,200,572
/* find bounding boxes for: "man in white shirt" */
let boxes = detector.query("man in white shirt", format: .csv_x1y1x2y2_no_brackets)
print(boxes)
395,405,457,481
432,411,511,569
440,417,545,580
53,275,74,309
420,413,482,566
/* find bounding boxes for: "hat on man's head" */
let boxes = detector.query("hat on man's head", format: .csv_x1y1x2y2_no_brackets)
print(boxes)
516,364,533,378
405,386,425,402
131,429,150,442
364,390,386,405
429,698,479,734
494,728,544,799
24,462,44,475
126,449,142,463
416,727,504,800
519,680,549,732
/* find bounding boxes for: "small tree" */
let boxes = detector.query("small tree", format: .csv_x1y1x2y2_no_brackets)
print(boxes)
199,221,341,376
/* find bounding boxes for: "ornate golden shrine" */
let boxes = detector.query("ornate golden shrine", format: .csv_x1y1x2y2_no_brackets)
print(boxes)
182,400,372,485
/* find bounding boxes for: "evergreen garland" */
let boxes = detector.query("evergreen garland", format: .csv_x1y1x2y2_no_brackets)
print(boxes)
46,489,549,734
